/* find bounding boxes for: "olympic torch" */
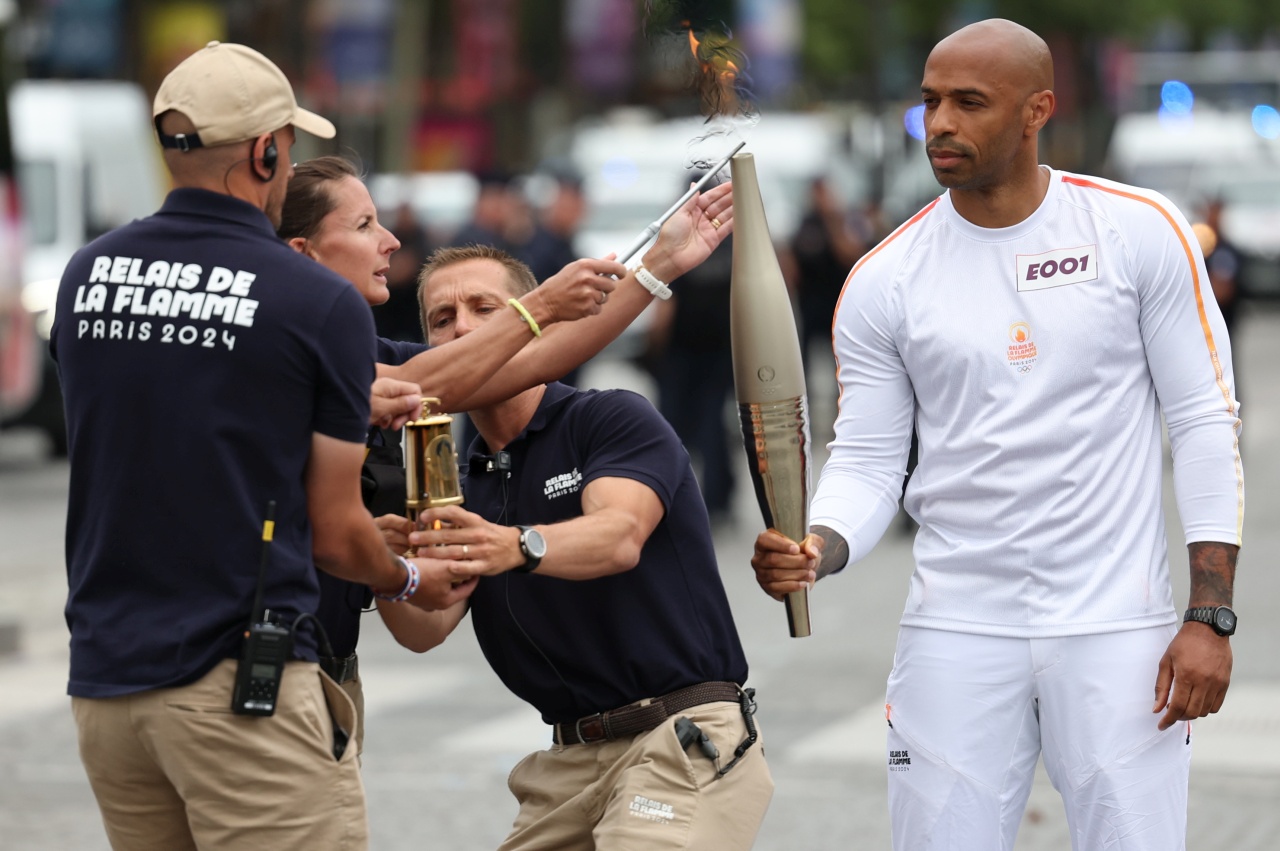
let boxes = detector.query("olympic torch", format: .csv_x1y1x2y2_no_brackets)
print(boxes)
729,152,813,638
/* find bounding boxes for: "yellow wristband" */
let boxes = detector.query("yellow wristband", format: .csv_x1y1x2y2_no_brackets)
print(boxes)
507,298,542,337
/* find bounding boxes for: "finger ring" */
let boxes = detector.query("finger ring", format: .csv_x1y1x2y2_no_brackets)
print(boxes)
599,291,608,305
462,544,469,556
710,217,722,229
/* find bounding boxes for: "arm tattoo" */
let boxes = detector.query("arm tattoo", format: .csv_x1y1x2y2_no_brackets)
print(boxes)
811,525,849,581
1187,541,1238,608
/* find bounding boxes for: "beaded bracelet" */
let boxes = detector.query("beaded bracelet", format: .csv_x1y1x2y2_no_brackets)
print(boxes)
374,556,420,602
507,298,543,337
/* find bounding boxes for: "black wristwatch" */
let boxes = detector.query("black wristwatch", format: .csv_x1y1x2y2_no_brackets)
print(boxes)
514,525,546,573
1183,605,1237,637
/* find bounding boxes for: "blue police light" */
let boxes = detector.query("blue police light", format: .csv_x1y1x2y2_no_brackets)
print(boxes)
904,104,926,141
1252,105,1280,139
1160,80,1194,115
601,156,639,189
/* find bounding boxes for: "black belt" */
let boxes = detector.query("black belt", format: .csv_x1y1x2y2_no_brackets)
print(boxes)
319,653,359,685
552,681,743,746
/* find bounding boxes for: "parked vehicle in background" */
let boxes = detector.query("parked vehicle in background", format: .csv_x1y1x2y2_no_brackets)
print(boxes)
0,146,37,426
1190,165,1280,298
568,110,866,262
0,2,41,431
1104,108,1277,216
562,110,867,357
1104,108,1280,298
1102,50,1280,298
2,79,166,453
1119,50,1280,115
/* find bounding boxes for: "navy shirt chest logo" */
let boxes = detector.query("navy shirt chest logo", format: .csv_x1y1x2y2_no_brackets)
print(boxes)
542,467,583,500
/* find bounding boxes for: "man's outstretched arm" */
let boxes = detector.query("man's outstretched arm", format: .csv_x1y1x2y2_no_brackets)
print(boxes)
438,180,736,412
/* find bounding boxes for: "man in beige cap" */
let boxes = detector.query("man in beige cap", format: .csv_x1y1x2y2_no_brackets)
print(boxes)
51,41,475,850
151,40,336,228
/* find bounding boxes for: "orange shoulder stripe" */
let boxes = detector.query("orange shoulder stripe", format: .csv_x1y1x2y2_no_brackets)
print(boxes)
830,197,940,414
1060,176,1231,411
1062,175,1242,543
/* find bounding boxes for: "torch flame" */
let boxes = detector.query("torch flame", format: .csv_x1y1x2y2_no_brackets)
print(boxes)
685,22,741,115
673,17,757,145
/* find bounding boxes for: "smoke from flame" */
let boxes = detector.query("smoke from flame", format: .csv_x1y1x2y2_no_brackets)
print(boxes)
641,3,758,172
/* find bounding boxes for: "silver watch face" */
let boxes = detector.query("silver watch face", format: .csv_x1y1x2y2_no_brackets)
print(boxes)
522,527,547,560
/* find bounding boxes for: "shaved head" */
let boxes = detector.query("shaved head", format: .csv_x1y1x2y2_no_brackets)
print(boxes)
156,109,295,227
918,18,1056,223
930,19,1053,96
156,111,250,182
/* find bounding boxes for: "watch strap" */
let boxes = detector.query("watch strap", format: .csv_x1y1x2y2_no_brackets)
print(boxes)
1183,605,1235,636
1183,606,1216,625
514,525,541,573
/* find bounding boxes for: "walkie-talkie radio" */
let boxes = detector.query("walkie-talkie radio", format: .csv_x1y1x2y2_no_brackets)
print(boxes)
232,501,293,716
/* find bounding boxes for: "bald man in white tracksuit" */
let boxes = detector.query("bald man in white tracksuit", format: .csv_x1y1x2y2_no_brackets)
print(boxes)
751,19,1241,851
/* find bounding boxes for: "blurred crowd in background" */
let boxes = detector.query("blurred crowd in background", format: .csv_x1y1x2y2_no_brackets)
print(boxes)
3,0,1280,518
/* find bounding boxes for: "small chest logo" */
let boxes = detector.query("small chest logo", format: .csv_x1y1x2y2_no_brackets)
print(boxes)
1008,321,1038,375
889,748,912,772
543,467,583,500
1016,244,1098,292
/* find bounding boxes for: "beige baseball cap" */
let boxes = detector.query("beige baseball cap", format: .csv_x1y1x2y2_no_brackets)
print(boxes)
153,41,335,149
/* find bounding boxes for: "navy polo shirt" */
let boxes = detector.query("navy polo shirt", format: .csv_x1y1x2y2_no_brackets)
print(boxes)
376,337,427,365
51,188,376,698
464,382,749,724
314,336,428,658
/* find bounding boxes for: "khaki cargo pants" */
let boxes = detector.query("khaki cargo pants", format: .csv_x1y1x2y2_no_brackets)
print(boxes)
72,659,366,851
499,699,774,851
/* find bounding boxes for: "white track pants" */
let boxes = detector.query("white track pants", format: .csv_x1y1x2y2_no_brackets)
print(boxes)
884,625,1190,851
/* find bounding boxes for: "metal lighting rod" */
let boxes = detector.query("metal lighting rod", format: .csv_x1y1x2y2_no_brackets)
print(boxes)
618,140,746,265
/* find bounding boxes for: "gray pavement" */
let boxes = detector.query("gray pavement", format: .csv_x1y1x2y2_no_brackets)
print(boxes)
4,303,1280,849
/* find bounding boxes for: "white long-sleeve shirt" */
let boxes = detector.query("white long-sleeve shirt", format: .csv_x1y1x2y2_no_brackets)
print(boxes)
810,168,1242,637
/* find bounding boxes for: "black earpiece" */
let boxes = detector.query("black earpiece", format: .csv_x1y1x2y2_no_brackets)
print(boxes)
254,134,278,182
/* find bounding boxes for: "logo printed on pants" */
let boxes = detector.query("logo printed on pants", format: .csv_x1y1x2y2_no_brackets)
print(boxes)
629,794,676,823
1016,244,1099,292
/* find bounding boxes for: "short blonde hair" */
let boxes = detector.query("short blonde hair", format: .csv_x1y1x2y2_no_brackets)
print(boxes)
416,245,539,337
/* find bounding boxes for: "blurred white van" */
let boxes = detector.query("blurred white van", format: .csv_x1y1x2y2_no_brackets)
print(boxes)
11,79,167,337
1104,108,1280,297
0,1,40,430
568,111,867,263
1104,108,1279,216
3,80,166,452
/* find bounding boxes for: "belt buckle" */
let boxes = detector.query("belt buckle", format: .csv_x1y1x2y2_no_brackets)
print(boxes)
575,712,605,744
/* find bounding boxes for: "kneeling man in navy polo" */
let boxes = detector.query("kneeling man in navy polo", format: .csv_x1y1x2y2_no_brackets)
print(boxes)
377,244,774,850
